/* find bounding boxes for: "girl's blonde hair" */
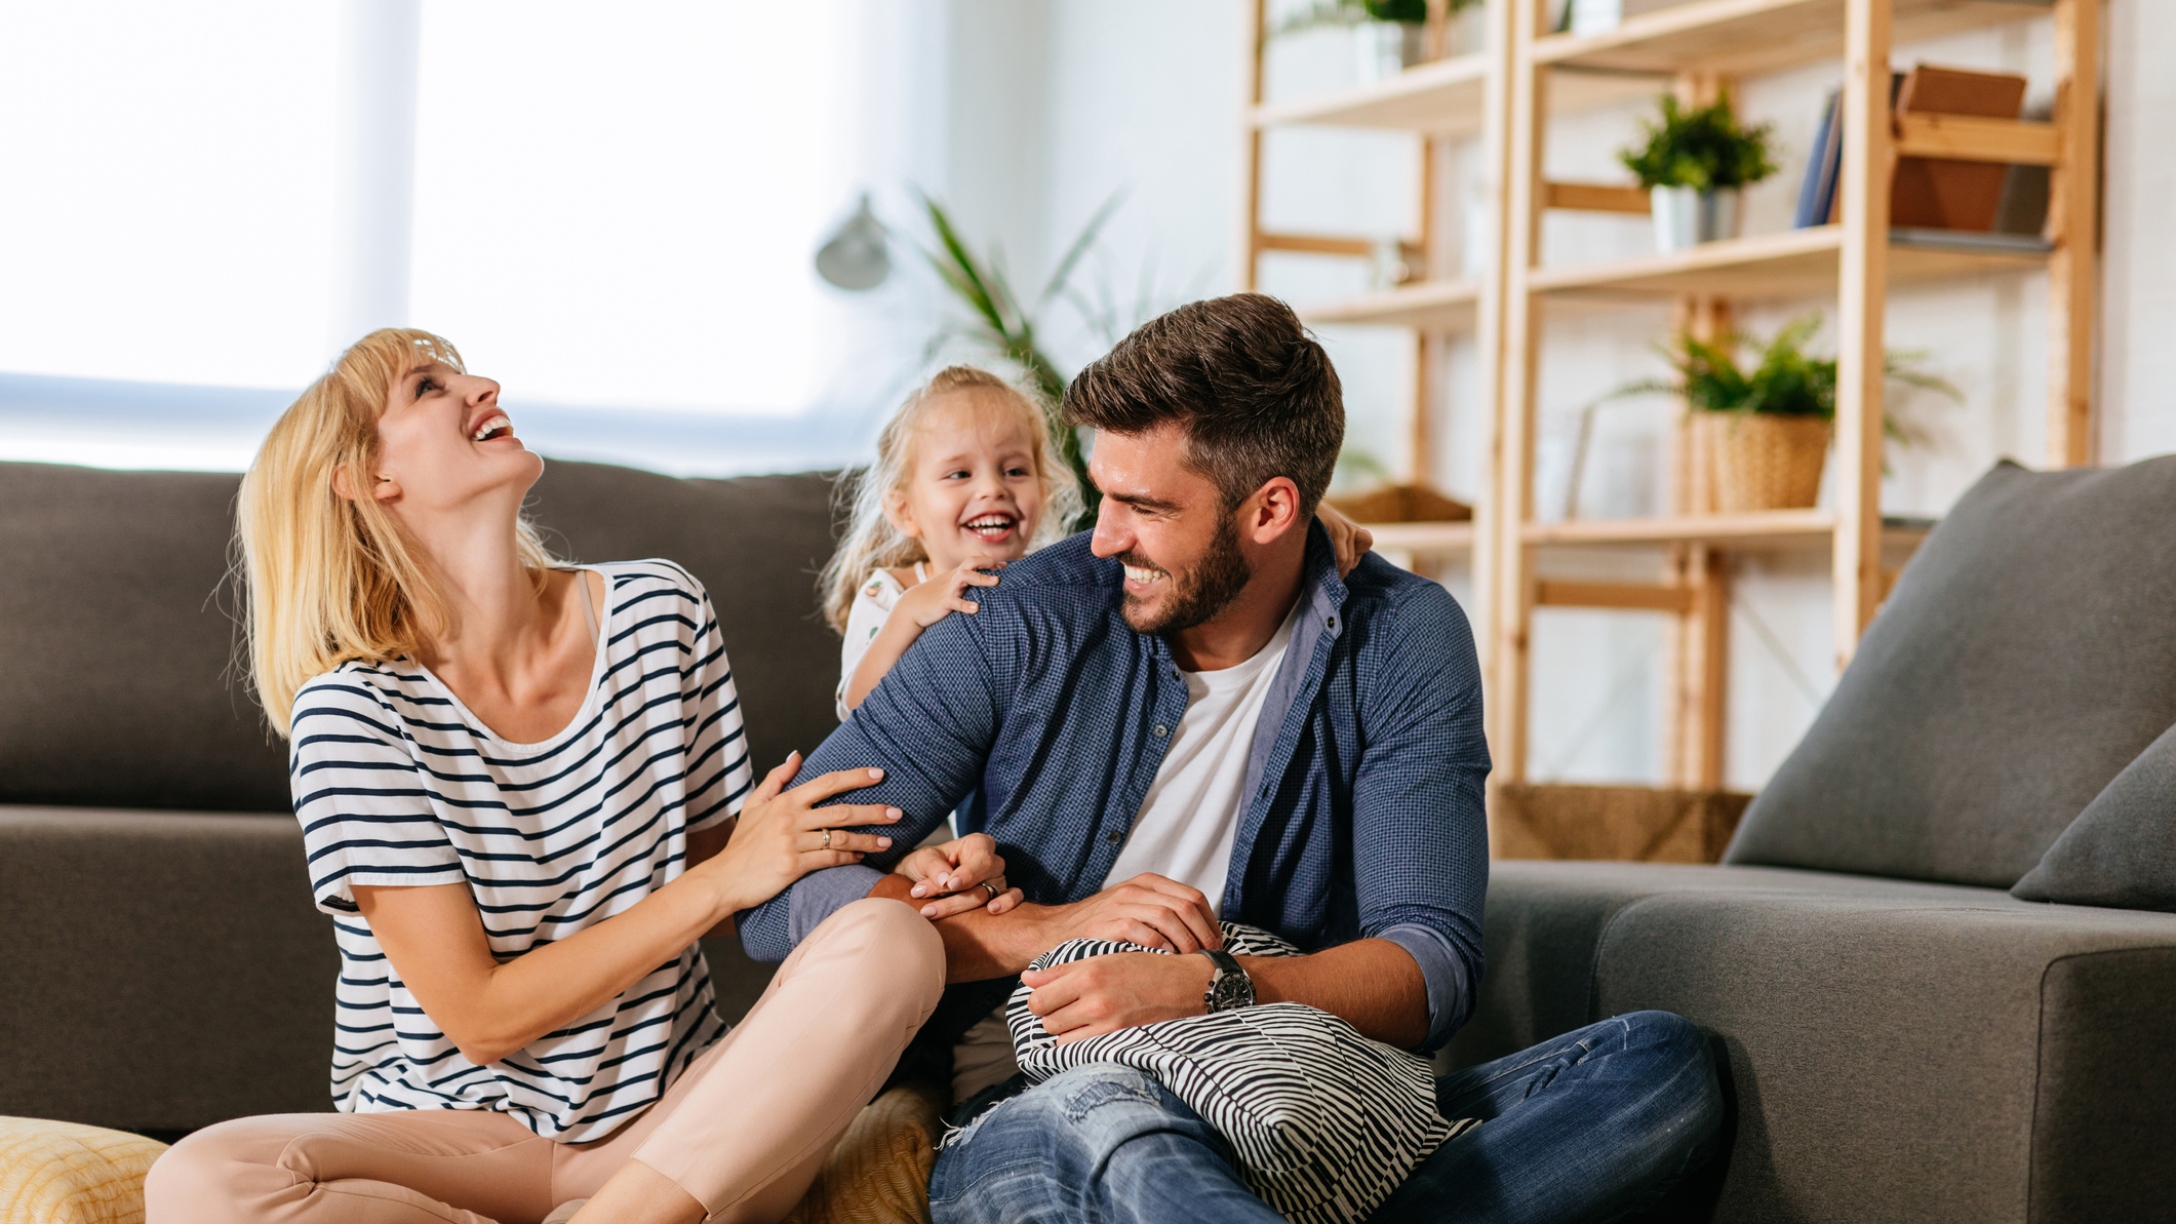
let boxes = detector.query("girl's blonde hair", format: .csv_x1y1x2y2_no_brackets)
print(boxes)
820,365,1082,632
237,328,557,731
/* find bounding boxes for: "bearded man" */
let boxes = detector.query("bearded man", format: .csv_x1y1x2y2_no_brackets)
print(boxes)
739,294,1722,1224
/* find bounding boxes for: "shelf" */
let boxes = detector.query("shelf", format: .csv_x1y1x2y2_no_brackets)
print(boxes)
1251,53,1488,136
1535,0,2052,86
1528,225,2049,301
1300,278,1481,329
1523,510,1933,549
1360,521,1477,555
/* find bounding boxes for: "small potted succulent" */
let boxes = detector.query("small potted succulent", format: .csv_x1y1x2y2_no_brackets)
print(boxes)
1604,316,1956,513
1619,93,1778,252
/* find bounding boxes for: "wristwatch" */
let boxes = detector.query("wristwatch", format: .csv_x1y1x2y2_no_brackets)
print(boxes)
1200,949,1255,1014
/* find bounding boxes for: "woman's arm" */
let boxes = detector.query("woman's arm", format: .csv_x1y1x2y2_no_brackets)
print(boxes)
841,559,1002,710
357,756,900,1066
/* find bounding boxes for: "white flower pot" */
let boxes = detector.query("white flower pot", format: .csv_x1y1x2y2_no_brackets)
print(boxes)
1651,185,1742,253
1355,22,1425,81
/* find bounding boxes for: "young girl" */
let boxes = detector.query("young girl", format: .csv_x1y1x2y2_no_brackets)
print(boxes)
821,365,1080,720
149,331,1009,1224
821,365,1376,722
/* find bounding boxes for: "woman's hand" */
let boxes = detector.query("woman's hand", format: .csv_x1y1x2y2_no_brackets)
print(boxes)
897,555,1004,628
894,832,1023,919
688,753,901,916
1316,504,1375,579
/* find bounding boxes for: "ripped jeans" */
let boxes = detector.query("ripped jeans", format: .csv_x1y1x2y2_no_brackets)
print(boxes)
927,1009,1724,1224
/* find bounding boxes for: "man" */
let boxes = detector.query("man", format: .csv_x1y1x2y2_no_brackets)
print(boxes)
741,294,1721,1223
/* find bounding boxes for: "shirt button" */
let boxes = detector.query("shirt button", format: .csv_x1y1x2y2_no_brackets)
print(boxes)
1326,616,1337,629
1106,831,1124,846
1153,724,1169,738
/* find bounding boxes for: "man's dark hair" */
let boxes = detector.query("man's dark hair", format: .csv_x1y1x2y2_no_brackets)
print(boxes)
1063,293,1344,513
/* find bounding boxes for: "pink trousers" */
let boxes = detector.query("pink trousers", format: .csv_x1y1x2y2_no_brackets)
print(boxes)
145,899,945,1224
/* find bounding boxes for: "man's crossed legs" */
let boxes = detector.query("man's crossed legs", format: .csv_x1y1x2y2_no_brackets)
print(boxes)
930,1010,1723,1224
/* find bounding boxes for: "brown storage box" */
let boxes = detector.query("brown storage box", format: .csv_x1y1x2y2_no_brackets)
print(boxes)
1490,783,1752,864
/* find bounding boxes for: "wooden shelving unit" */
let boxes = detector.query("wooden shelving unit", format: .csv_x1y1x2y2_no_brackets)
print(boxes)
1239,0,2100,811
1239,0,1508,589
1490,0,2100,792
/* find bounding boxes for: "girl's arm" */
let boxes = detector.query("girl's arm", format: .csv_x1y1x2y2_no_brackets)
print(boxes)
355,756,898,1067
841,558,1002,711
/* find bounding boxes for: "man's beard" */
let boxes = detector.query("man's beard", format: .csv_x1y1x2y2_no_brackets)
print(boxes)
1119,515,1253,636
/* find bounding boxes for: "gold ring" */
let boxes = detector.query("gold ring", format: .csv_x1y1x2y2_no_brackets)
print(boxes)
821,829,832,850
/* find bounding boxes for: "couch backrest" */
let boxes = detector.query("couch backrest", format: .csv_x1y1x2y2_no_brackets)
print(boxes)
0,459,845,813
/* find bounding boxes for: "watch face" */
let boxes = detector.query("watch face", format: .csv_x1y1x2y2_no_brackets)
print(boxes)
1211,971,1253,1012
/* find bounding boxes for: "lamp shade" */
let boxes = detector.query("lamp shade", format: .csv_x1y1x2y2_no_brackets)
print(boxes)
814,194,891,291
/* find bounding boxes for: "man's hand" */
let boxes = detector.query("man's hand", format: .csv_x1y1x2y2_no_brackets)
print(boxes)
1041,873,1222,953
892,833,1023,920
1023,951,1214,1044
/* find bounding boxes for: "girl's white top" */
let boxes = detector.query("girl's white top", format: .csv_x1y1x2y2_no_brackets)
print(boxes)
834,563,925,720
288,560,753,1142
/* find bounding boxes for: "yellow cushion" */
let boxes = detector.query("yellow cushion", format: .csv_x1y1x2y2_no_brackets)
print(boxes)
782,1084,944,1224
0,1117,168,1224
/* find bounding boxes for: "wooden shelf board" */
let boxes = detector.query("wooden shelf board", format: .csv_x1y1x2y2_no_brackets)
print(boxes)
1535,0,2051,83
1360,521,1477,554
1301,278,1481,329
1252,53,1489,135
1529,225,2049,300
1524,511,1933,549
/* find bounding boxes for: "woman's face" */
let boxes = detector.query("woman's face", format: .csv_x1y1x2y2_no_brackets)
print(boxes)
362,359,542,521
887,391,1046,571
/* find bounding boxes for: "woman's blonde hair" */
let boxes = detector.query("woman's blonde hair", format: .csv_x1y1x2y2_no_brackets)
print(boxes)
820,365,1082,632
237,328,557,732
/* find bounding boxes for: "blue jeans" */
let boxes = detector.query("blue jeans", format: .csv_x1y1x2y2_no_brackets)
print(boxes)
928,1010,1723,1224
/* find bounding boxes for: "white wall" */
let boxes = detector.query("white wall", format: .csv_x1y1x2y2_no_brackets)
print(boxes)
946,0,2176,791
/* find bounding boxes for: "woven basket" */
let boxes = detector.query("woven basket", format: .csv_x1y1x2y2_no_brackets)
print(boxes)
1700,413,1832,511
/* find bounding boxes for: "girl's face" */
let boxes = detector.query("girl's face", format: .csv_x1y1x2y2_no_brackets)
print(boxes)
887,391,1046,571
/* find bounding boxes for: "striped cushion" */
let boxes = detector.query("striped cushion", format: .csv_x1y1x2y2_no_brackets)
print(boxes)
0,1117,167,1224
1004,925,1471,1224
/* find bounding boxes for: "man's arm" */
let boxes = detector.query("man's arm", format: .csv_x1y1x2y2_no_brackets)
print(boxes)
736,609,1004,961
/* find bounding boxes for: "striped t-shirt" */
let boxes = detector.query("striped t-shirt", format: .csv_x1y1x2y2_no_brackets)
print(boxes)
290,559,754,1142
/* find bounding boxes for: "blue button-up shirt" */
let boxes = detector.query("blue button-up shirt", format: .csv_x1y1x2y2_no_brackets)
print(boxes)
739,524,1491,1051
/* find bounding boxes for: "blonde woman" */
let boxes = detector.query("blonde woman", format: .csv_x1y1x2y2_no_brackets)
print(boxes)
147,330,1013,1224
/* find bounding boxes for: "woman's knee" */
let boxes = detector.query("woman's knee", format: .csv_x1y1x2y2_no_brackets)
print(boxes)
144,1116,292,1217
808,897,946,1012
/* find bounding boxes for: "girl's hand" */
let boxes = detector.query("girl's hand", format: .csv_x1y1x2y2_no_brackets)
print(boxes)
895,832,1024,919
692,753,901,915
1315,504,1375,579
897,555,1004,628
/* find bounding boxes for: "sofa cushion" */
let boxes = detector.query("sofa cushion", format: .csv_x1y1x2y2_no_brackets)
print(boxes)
1723,457,2176,887
0,1116,167,1224
2013,719,2176,910
1454,860,2176,1224
0,459,844,814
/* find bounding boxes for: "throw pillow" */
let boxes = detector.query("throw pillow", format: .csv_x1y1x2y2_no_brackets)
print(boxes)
1002,924,1471,1224
0,1116,168,1224
2013,720,2176,909
1725,457,2176,887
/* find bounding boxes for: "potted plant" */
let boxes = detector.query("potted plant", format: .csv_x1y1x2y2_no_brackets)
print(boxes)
1602,316,1956,513
1274,0,1483,80
1619,93,1778,252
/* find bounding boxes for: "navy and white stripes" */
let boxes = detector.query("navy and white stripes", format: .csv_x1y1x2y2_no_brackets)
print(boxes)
290,560,753,1142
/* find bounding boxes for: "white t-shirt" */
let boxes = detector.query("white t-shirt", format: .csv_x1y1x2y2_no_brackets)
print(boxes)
1103,597,1303,913
952,596,1302,1102
835,563,925,721
290,560,753,1143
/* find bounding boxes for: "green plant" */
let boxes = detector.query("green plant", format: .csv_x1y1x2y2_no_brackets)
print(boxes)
1618,93,1779,191
918,193,1122,528
1610,315,1956,420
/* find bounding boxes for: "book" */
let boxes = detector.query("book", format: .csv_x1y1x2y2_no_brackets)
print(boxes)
1794,89,1842,229
1891,64,2028,231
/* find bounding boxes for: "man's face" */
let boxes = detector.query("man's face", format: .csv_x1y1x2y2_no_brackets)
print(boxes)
1088,424,1252,635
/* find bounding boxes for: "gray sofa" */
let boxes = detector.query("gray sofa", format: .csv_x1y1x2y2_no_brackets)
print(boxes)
5,456,2175,1223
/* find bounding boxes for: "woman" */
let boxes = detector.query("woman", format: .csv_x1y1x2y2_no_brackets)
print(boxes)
147,330,1011,1224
